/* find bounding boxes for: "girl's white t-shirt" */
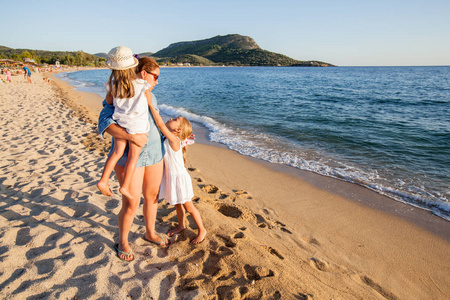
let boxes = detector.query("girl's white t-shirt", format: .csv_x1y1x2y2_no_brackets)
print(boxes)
107,78,151,134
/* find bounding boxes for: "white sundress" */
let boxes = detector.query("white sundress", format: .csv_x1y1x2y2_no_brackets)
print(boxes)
159,138,194,205
109,78,151,134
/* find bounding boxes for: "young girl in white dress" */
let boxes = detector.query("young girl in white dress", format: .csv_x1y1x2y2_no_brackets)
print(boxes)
147,101,207,244
97,46,151,201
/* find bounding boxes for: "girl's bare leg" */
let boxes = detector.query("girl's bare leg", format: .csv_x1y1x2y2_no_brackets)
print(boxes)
168,204,186,237
98,138,127,196
142,160,168,245
183,201,207,244
115,164,145,260
119,141,143,201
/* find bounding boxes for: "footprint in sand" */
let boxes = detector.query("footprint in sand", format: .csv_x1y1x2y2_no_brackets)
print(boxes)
219,192,229,199
105,199,120,210
234,189,252,199
217,270,236,281
201,184,220,194
216,234,237,248
244,264,275,281
16,227,32,246
255,214,272,229
264,246,284,260
274,221,293,234
361,275,398,300
280,227,292,234
30,188,44,199
219,192,236,202
310,257,329,271
84,241,104,259
307,238,321,246
218,246,234,256
296,292,315,300
215,203,243,219
202,251,223,277
35,258,55,275
275,221,285,226
234,232,245,239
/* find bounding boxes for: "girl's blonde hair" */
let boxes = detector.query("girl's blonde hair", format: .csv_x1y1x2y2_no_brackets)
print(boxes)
107,68,137,99
178,117,193,163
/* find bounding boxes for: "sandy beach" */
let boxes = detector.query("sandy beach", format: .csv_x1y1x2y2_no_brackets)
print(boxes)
0,71,449,299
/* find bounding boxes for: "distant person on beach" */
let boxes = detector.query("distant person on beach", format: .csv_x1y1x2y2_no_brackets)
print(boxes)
6,69,12,83
23,65,32,83
148,98,207,244
43,77,51,84
97,46,150,203
98,55,168,261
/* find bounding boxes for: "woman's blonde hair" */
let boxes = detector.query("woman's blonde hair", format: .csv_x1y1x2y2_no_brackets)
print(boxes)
107,68,137,99
178,117,193,163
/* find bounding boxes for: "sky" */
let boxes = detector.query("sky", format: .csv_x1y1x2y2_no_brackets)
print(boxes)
1,0,449,66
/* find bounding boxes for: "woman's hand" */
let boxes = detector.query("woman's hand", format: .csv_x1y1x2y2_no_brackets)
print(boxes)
105,124,148,147
130,133,148,147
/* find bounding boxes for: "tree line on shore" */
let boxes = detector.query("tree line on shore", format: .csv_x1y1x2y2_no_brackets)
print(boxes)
0,46,106,67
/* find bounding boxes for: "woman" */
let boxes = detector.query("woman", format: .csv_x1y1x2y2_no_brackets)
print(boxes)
98,57,167,261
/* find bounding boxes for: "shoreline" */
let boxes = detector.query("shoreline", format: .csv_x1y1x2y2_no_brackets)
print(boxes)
50,73,450,294
51,72,450,240
55,68,450,222
1,71,447,298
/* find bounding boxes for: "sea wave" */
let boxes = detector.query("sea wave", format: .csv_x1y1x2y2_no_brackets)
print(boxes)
159,103,450,221
55,68,450,221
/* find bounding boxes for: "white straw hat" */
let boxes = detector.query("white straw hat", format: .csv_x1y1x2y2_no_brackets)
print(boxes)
106,46,139,70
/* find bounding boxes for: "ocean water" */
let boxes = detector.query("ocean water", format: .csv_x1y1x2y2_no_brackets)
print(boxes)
56,66,450,220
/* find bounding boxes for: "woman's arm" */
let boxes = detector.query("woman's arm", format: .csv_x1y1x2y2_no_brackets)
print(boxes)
105,124,148,147
98,99,147,147
105,92,113,105
145,91,180,151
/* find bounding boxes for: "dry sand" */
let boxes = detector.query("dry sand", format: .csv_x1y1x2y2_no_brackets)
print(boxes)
0,71,449,299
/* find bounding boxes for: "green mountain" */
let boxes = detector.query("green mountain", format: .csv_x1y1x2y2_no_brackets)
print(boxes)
94,52,108,59
0,47,106,66
152,34,334,67
137,52,154,57
0,34,333,67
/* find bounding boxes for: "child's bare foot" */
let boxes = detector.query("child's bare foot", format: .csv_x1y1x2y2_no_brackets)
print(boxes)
168,227,186,237
97,181,113,196
119,187,133,201
191,230,207,244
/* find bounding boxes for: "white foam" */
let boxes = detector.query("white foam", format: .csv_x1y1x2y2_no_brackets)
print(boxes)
159,103,450,221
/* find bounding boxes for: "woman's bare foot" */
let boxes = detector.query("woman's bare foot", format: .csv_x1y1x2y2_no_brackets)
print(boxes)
191,229,207,244
97,181,113,196
119,187,134,201
168,227,186,237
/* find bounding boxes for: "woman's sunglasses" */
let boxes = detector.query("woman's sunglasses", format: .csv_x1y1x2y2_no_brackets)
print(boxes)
146,71,159,81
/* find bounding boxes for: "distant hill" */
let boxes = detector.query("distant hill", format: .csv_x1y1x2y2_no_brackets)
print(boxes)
0,46,13,51
0,46,106,66
0,35,334,67
154,34,259,58
137,52,154,57
152,34,334,67
94,53,108,59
